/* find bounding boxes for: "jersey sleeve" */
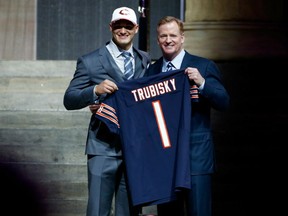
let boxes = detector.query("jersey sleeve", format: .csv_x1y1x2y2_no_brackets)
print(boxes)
95,95,120,134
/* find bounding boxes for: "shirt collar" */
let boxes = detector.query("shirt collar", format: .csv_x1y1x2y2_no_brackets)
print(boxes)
163,49,185,70
106,40,134,58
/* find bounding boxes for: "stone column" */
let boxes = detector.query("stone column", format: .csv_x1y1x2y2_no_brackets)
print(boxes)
184,0,288,60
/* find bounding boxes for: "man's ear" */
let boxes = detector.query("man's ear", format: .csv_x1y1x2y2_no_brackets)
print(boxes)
134,25,139,34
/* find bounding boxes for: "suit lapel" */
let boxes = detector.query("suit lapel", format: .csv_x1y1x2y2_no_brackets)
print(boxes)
133,52,144,79
149,57,163,75
133,49,148,79
99,47,124,82
180,51,196,69
99,46,148,82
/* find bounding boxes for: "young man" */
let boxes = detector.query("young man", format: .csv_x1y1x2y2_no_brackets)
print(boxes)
146,16,230,216
63,7,150,216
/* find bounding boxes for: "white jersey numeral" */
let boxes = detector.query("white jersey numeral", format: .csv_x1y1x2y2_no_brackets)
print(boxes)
152,100,171,148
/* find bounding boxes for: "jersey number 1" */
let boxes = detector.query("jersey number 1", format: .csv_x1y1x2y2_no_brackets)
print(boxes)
152,100,171,148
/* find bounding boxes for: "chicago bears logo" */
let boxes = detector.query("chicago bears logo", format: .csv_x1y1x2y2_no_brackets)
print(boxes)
119,9,129,15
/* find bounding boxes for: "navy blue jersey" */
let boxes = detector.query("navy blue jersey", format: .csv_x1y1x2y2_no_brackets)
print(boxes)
96,69,191,206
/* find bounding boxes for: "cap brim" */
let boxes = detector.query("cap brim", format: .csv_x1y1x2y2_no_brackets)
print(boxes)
111,18,137,25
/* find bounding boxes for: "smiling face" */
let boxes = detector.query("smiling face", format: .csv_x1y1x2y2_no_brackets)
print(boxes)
157,20,184,61
110,20,139,50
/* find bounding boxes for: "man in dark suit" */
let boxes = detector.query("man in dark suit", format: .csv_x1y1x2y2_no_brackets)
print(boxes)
146,16,230,216
63,6,150,216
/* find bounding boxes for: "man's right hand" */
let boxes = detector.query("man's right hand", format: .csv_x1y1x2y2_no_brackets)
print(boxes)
89,104,100,114
95,79,118,95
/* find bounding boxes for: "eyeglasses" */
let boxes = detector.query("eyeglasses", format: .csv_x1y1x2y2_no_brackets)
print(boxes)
112,24,135,30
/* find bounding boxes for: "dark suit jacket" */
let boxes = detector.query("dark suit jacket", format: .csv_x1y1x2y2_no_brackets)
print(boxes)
63,43,150,156
146,51,230,175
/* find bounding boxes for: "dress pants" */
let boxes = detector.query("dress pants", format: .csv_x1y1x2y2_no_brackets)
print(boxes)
86,155,134,216
157,174,212,216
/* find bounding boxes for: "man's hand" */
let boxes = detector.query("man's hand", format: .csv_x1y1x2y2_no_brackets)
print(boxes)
91,79,118,114
95,79,118,95
185,67,205,87
89,104,100,114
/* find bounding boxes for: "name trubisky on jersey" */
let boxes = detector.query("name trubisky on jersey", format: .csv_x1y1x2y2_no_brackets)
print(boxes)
131,78,176,102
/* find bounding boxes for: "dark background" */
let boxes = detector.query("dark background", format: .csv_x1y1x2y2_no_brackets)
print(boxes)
37,0,181,60
212,59,287,215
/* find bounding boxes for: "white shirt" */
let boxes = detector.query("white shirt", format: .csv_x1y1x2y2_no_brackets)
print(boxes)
94,40,135,102
162,49,185,72
106,39,135,74
162,49,205,90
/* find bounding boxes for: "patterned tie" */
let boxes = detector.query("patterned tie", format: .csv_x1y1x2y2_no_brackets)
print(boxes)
122,51,134,80
165,62,174,72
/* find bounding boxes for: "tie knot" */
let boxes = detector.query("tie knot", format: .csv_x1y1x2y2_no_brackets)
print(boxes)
166,62,174,72
122,51,131,59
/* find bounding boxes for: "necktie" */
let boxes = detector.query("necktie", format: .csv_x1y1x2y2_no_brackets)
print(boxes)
165,62,174,72
122,51,134,80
